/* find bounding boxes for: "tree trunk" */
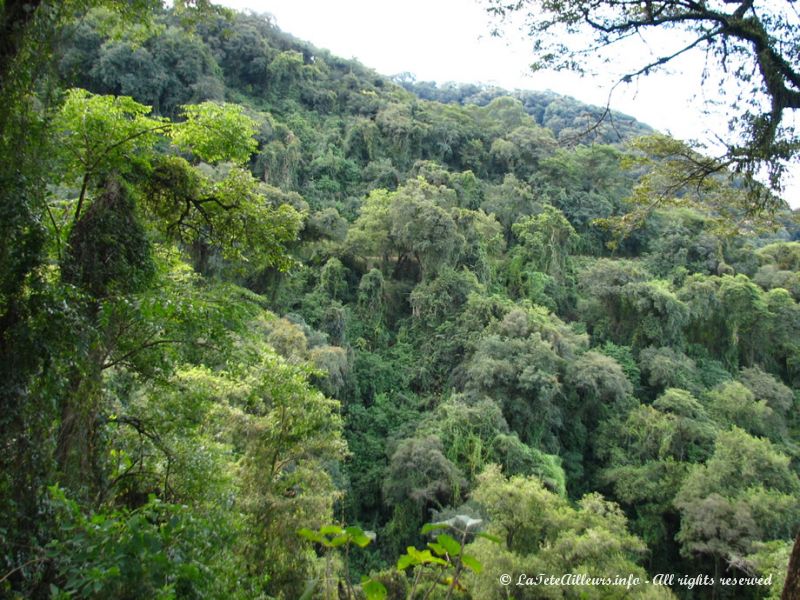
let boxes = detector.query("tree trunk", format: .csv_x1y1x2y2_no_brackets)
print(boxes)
0,0,43,89
783,531,800,600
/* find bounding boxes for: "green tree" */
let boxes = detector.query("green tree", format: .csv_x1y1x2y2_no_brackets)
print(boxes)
507,204,578,311
675,427,800,589
53,90,301,273
382,435,467,558
461,306,586,447
169,100,258,164
465,465,668,600
384,436,466,513
415,395,566,493
537,144,630,253
598,388,716,562
679,273,773,368
347,178,465,280
704,381,779,440
754,242,800,301
561,350,634,492
481,174,542,240
54,88,166,225
578,259,688,348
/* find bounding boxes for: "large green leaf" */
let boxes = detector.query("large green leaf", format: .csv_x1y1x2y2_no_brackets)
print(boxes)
461,554,482,574
362,577,388,600
421,522,448,535
436,533,461,557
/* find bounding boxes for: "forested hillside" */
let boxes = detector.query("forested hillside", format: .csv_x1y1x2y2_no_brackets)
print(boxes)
1,3,799,599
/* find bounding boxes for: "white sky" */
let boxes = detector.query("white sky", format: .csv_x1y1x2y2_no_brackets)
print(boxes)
215,0,799,209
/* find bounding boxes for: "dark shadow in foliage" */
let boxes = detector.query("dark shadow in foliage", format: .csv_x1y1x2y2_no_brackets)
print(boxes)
62,178,154,298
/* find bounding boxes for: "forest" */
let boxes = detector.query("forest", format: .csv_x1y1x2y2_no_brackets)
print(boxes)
0,1,798,599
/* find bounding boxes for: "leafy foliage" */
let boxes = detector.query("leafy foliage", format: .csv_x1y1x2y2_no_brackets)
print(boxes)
1,2,799,599
485,0,800,202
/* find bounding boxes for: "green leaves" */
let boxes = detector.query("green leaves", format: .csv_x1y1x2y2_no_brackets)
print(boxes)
420,522,447,535
46,486,223,599
361,576,388,600
475,532,502,544
55,88,166,182
170,101,258,165
675,426,800,563
144,158,303,272
435,533,461,556
396,546,448,570
297,527,327,545
54,88,167,225
460,554,482,574
8,5,800,600
297,524,376,549
297,524,386,599
53,91,297,275
347,178,467,279
395,520,491,598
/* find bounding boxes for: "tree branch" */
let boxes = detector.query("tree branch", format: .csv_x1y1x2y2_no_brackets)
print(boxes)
101,338,186,370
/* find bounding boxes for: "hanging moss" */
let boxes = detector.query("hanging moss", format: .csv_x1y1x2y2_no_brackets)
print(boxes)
62,178,154,297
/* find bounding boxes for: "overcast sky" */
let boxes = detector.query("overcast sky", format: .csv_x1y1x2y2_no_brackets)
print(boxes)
215,0,799,208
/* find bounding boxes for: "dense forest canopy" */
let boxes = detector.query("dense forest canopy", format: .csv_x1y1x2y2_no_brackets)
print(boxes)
0,1,798,599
